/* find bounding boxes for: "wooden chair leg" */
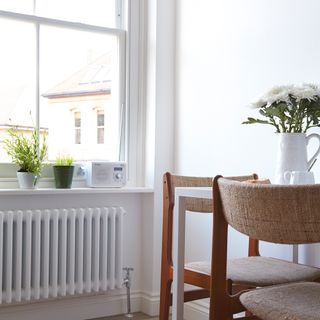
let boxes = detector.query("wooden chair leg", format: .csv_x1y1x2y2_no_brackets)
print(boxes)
159,277,172,320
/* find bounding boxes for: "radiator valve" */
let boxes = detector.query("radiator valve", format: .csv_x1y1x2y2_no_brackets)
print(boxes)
123,267,134,318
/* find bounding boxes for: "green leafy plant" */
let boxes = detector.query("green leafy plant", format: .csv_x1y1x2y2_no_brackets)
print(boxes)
243,84,320,133
3,128,48,175
54,155,74,166
53,154,74,189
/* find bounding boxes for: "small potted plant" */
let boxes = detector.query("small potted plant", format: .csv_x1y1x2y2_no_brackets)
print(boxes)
3,128,48,189
53,155,74,188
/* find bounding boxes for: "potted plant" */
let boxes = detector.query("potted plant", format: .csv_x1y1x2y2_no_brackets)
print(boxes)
243,83,320,184
3,128,47,189
53,155,74,188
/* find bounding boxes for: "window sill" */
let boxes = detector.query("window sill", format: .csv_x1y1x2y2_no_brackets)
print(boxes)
0,176,153,194
0,186,154,196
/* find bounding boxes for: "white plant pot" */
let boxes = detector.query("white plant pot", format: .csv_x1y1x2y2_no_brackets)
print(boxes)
275,133,320,184
17,172,38,189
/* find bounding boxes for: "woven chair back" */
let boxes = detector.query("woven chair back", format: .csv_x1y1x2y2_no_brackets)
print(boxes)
217,178,320,244
168,175,213,212
168,174,257,213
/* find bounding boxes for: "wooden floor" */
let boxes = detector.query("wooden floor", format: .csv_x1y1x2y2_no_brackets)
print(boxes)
92,313,158,320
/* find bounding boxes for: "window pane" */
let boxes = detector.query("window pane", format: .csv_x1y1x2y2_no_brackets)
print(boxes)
0,0,34,14
0,18,36,163
74,111,81,144
74,112,81,127
75,128,81,144
97,111,104,126
40,26,121,161
97,128,104,144
36,0,117,28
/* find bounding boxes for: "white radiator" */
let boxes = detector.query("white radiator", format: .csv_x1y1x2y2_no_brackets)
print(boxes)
0,207,125,304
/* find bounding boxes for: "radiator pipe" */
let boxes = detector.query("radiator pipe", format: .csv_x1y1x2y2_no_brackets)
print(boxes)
123,267,134,318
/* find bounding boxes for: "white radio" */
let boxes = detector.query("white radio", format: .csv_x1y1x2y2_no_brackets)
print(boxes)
86,161,127,187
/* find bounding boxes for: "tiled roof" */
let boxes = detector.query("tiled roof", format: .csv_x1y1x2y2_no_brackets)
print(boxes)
42,53,112,99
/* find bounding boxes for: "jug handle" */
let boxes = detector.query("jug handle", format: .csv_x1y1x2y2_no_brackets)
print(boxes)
306,133,320,169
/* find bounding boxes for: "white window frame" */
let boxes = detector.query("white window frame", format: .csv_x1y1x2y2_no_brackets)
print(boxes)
73,110,82,145
95,109,105,145
0,0,145,187
123,0,146,186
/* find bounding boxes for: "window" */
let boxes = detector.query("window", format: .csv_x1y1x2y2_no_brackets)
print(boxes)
74,111,81,144
0,0,126,163
96,110,105,144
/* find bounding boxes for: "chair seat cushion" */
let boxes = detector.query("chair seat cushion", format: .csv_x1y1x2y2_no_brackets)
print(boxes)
240,282,320,320
185,256,320,286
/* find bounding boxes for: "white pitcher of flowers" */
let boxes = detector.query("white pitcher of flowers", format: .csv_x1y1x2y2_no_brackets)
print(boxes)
243,83,320,184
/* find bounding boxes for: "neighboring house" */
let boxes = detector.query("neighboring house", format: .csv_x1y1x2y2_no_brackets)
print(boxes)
42,53,118,161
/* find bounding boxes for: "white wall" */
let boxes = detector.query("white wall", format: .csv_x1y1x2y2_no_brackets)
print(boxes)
176,0,320,180
175,0,320,282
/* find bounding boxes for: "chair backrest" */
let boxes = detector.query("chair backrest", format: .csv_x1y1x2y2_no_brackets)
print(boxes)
217,177,320,244
162,172,259,267
161,173,213,267
164,173,258,213
164,173,213,213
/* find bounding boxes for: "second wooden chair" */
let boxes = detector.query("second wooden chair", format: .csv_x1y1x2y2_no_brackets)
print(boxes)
160,172,320,319
210,176,320,319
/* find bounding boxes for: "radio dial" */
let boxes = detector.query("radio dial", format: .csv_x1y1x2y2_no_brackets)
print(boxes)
115,173,122,180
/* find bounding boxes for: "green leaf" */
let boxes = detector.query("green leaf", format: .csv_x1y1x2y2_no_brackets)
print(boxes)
242,117,271,125
2,128,47,175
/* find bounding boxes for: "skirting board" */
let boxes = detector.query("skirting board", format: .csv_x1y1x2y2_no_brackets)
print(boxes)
141,292,160,316
141,292,209,320
0,291,211,320
0,291,142,320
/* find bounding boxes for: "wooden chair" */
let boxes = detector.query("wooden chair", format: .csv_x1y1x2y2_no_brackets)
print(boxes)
211,177,320,320
159,172,263,320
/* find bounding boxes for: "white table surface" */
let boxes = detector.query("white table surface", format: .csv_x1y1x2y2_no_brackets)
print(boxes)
172,187,212,320
171,186,299,320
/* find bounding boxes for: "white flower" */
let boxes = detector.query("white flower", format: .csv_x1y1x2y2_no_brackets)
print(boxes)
263,85,293,106
250,98,267,109
250,85,291,108
244,83,320,133
292,83,320,102
252,84,320,107
303,83,320,91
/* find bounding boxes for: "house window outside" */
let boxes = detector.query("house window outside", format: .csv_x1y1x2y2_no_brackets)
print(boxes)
97,110,104,144
0,0,126,163
74,111,81,144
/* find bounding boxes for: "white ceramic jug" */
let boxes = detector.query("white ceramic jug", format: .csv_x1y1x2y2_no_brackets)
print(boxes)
275,133,320,184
